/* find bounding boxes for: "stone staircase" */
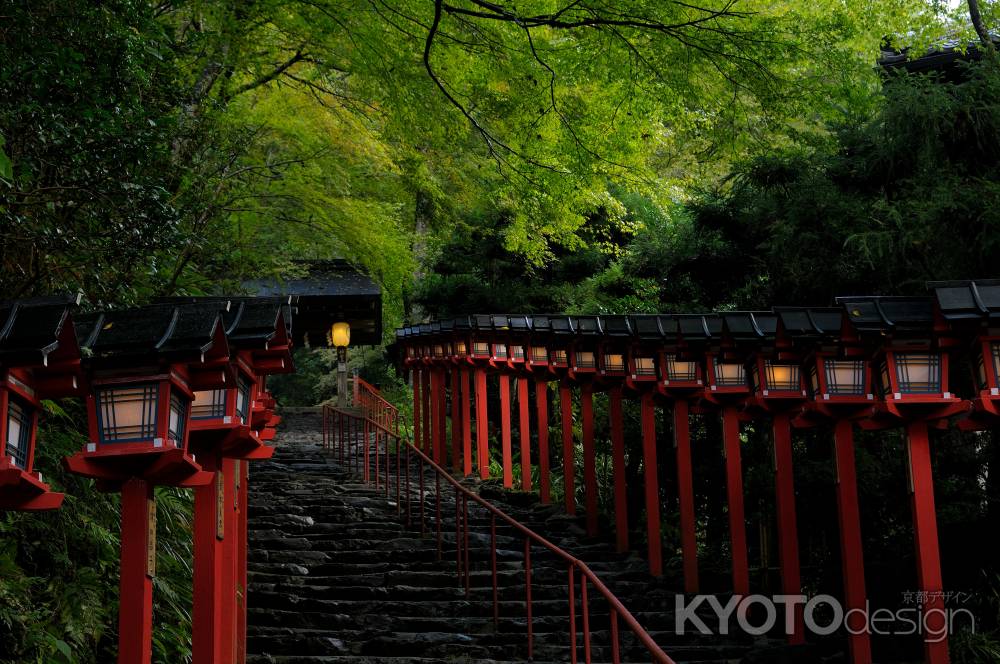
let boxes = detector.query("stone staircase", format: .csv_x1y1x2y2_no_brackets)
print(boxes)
245,412,835,663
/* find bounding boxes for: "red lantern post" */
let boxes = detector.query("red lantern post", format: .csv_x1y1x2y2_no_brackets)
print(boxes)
0,299,85,511
840,295,968,664
66,304,227,664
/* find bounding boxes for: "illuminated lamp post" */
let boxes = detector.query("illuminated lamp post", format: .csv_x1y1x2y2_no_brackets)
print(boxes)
657,314,708,591
599,315,633,553
526,316,552,503
568,315,603,536
0,299,85,511
504,315,534,491
744,311,810,644
66,304,222,664
331,321,351,408
548,315,577,515
783,306,874,664
704,312,758,596
838,295,967,664
427,321,449,464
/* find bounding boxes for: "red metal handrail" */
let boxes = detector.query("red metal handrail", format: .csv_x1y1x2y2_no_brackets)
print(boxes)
352,376,399,437
321,400,675,664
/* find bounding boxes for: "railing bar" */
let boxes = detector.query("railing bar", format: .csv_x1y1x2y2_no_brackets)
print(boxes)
491,514,499,630
419,456,426,536
455,485,462,582
568,564,577,664
525,537,533,660
436,473,442,561
582,573,592,664
463,495,470,596
610,607,621,664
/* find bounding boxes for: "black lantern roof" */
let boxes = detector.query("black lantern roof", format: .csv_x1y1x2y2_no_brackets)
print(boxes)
928,280,1000,321
774,307,844,338
836,296,935,333
602,315,633,337
720,312,777,341
0,296,81,367
673,314,720,341
630,315,662,340
76,302,228,364
452,315,473,331
574,316,603,336
223,297,291,348
550,316,575,336
473,314,493,331
507,315,531,333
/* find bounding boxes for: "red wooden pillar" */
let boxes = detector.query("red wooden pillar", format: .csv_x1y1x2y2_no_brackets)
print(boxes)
560,381,575,515
499,374,513,487
413,368,422,452
421,368,431,453
721,405,750,595
461,368,473,477
674,399,699,593
475,368,489,479
518,377,532,491
437,370,448,464
907,421,949,664
641,392,662,576
833,420,872,664
581,383,598,536
535,377,551,503
220,457,238,664
609,386,628,552
772,412,804,643
428,370,439,462
236,460,249,664
193,456,224,664
451,367,462,473
118,478,154,664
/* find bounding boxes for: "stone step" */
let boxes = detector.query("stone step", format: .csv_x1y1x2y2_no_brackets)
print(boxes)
245,414,795,663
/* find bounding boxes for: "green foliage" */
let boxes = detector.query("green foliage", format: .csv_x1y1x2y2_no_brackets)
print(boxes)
0,401,193,664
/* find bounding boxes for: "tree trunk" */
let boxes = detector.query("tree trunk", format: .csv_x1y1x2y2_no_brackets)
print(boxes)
968,0,996,51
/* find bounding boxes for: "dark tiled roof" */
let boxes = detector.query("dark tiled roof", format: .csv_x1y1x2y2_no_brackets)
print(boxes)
879,35,1000,74
928,280,1000,320
78,303,226,362
602,315,632,337
836,296,935,332
0,300,80,366
774,307,844,337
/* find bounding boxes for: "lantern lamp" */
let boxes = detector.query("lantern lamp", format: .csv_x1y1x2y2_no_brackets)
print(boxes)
503,315,531,371
0,299,84,511
450,316,472,365
599,316,631,381
929,280,1000,427
469,315,494,365
331,321,351,348
838,295,965,423
65,304,230,488
654,315,706,392
568,316,602,378
524,315,551,373
543,315,574,375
